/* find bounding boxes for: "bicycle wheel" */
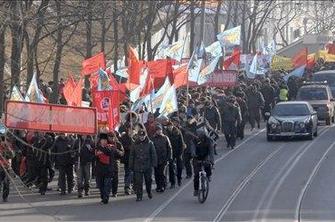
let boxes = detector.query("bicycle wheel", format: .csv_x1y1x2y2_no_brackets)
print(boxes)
198,176,209,203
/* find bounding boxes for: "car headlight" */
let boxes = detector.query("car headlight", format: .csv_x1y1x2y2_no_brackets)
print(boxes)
271,123,277,129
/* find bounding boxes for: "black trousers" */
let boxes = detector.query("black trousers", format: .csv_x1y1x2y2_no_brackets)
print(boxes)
58,164,74,192
183,151,193,177
223,121,237,147
192,160,211,191
111,170,118,195
154,163,167,190
169,156,183,185
0,169,9,200
237,120,246,139
134,169,152,199
36,164,48,193
96,175,112,201
249,108,261,129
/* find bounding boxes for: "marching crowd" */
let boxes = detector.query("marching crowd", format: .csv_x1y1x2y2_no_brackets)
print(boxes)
0,71,307,205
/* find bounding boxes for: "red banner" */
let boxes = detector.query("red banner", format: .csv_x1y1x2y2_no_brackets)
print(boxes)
92,90,120,129
204,70,237,88
5,101,97,134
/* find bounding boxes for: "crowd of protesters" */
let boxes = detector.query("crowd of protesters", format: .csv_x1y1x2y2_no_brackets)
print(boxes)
0,59,333,204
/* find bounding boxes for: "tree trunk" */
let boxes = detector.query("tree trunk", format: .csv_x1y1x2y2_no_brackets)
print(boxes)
112,2,119,72
189,0,195,54
199,0,206,43
10,1,23,88
214,0,222,40
0,25,6,115
85,0,93,89
241,1,247,53
51,1,63,104
101,9,106,53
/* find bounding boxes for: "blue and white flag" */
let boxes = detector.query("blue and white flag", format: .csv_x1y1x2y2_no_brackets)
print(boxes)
284,65,306,82
217,26,241,47
10,85,24,101
188,47,203,82
25,73,45,103
197,56,221,85
205,41,222,58
151,77,171,111
98,68,112,91
159,85,178,117
249,54,266,75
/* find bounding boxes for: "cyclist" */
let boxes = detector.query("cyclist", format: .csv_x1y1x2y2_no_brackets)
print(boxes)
192,129,214,197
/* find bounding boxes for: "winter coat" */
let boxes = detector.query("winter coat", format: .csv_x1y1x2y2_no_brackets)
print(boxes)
220,102,242,124
129,138,157,172
247,91,265,110
120,132,134,165
165,127,185,158
52,136,74,167
151,134,172,165
260,84,275,105
95,143,124,177
74,137,95,165
203,106,221,130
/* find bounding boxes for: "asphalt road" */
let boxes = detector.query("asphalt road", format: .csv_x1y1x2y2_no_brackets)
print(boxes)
1,124,335,222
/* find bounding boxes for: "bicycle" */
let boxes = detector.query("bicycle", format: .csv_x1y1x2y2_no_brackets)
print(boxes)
197,161,209,204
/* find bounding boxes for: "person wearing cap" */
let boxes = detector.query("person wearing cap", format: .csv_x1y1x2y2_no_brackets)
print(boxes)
107,132,124,198
151,124,172,193
260,79,275,121
95,133,124,204
246,85,265,130
129,130,157,201
165,121,186,188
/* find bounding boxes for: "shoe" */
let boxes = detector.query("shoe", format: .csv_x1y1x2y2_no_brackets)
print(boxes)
102,199,108,204
125,189,131,195
78,193,83,198
112,194,117,198
136,196,142,202
60,191,66,196
148,192,153,199
193,190,199,196
170,184,175,189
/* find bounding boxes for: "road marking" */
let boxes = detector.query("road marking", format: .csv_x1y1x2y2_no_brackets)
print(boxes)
295,141,335,222
259,126,332,222
144,129,265,222
213,144,285,222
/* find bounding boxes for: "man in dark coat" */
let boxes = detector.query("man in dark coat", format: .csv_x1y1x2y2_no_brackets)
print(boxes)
52,133,75,195
95,133,124,204
120,127,134,195
152,124,172,193
107,132,124,197
236,93,248,140
74,135,95,198
129,130,157,201
165,121,185,188
220,96,241,149
247,85,265,130
260,79,275,121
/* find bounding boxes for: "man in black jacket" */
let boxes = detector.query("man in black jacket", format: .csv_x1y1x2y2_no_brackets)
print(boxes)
120,128,134,195
129,130,157,201
165,121,185,188
74,135,95,198
52,134,75,195
152,124,172,193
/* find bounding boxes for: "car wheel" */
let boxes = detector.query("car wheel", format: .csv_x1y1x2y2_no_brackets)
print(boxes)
326,117,331,125
307,132,313,140
267,134,273,141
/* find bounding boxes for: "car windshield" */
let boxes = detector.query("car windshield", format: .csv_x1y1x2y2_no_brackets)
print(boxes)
272,104,310,117
297,88,328,100
313,73,335,86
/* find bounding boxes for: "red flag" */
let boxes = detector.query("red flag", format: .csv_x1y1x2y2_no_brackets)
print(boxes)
147,59,173,78
63,75,76,104
223,47,241,70
292,48,307,68
173,64,188,88
81,52,106,76
140,73,154,97
108,92,120,131
128,47,141,85
306,55,315,69
70,78,83,107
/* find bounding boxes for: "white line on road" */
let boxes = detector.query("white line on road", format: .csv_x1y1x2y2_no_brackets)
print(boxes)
213,144,285,222
259,126,332,222
295,141,335,222
144,129,265,222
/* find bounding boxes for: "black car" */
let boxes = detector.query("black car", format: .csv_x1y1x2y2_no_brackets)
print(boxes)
266,101,318,141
